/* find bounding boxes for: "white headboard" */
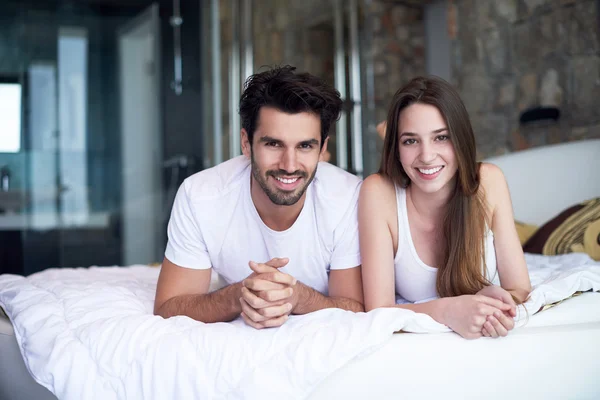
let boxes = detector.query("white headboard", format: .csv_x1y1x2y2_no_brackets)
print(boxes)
483,139,600,226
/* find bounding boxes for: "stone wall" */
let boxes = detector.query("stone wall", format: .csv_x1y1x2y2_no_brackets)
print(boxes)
363,1,426,173
451,0,600,158
366,1,426,126
251,0,335,79
216,0,597,164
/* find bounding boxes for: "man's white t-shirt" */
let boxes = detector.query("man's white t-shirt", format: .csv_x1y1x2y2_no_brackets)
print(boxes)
164,155,362,295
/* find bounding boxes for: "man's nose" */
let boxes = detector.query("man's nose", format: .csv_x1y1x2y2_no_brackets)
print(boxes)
279,148,298,173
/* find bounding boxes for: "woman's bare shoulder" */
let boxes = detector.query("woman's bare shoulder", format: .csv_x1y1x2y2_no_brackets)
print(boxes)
359,174,397,213
479,162,508,192
361,173,396,197
479,162,511,212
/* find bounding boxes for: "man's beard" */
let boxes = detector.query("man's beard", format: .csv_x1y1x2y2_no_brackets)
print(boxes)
251,153,317,206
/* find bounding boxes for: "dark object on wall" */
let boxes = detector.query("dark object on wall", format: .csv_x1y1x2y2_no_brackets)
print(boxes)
0,231,23,275
519,106,561,125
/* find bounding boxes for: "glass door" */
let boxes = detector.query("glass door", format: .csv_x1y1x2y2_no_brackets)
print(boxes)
117,3,164,266
0,0,167,275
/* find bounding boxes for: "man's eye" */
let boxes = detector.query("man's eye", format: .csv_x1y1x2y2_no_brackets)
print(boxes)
299,144,313,149
266,141,279,147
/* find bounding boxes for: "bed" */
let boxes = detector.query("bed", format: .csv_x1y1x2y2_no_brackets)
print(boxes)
309,139,600,399
1,139,599,400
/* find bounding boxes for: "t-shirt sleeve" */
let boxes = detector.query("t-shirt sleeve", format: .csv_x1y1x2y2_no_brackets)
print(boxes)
329,190,361,270
164,183,212,269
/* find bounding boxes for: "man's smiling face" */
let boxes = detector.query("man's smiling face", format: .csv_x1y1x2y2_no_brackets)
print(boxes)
242,106,328,206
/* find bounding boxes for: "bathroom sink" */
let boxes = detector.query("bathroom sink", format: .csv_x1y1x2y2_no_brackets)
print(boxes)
0,190,26,212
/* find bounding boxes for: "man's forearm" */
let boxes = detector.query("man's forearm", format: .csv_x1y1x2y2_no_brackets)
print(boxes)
293,282,364,314
156,282,243,323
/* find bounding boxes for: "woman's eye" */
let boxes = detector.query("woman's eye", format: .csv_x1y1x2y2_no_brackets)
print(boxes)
402,138,416,145
436,135,449,142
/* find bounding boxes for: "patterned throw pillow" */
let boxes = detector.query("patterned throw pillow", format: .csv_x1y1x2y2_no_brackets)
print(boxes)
523,198,600,261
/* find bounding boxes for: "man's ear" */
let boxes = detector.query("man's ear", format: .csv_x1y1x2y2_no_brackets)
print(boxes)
319,137,330,161
241,129,251,159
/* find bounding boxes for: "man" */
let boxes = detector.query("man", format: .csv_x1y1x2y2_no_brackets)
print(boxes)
154,66,363,329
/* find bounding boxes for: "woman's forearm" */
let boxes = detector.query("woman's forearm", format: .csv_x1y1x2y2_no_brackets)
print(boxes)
507,287,531,304
377,298,450,325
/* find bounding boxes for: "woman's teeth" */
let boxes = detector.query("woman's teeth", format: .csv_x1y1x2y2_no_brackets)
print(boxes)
418,166,443,175
276,177,299,184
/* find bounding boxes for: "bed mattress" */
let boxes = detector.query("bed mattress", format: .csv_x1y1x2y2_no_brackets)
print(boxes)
309,292,600,399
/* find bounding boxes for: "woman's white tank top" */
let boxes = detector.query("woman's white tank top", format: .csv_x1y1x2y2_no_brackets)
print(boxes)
393,185,498,303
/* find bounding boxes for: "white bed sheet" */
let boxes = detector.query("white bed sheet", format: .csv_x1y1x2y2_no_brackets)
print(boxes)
310,291,600,400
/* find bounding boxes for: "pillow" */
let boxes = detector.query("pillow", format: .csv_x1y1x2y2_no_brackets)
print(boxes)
523,198,600,261
514,220,538,245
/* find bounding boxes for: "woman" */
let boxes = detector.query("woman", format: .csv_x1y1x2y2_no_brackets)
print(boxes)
359,76,531,339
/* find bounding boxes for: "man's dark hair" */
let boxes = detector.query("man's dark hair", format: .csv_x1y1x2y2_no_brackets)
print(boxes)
239,65,343,148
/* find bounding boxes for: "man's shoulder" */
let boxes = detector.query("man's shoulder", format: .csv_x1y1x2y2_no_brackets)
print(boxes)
315,162,362,196
311,162,362,223
313,161,362,197
182,156,249,202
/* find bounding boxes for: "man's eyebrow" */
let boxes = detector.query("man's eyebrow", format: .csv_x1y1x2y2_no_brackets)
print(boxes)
258,136,283,144
258,137,320,146
299,139,319,146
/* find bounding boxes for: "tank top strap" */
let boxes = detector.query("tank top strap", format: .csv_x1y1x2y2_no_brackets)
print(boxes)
393,183,408,262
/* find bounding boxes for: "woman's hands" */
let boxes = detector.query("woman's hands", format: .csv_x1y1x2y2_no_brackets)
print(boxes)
441,294,514,339
477,285,517,338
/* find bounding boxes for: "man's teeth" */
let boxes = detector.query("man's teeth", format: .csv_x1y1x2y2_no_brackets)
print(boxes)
418,166,443,175
276,177,299,184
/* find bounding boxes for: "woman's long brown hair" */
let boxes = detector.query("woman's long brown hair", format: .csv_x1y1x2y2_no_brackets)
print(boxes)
379,76,490,298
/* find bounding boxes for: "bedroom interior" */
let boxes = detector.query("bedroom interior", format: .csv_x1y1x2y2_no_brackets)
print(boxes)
0,0,599,399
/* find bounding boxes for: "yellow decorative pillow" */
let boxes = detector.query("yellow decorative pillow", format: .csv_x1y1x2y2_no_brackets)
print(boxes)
523,198,600,261
544,198,600,261
514,220,538,246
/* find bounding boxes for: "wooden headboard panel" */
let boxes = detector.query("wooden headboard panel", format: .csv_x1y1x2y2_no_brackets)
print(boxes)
484,139,600,226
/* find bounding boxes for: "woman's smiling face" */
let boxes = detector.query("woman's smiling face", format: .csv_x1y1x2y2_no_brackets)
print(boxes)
397,102,458,195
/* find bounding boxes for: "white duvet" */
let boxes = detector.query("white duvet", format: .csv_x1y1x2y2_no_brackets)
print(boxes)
1,253,599,400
